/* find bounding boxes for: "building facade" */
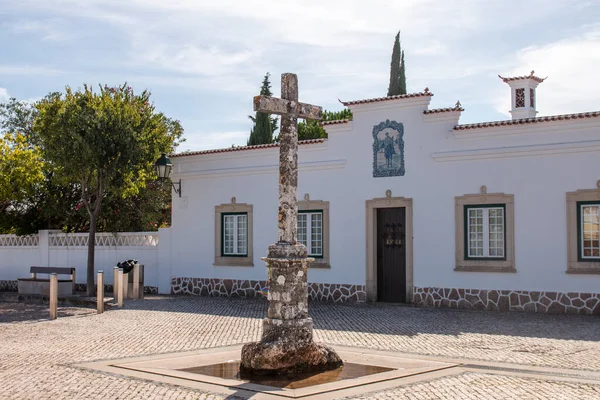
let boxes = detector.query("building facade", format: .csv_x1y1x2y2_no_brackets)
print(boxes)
167,72,600,315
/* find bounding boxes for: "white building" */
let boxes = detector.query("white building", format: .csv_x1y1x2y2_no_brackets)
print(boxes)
166,71,600,315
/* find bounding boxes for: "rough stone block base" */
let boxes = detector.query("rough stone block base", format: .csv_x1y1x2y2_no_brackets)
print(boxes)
240,340,342,375
413,287,600,315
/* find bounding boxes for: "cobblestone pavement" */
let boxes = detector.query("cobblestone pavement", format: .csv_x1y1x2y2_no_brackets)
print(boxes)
1,296,599,399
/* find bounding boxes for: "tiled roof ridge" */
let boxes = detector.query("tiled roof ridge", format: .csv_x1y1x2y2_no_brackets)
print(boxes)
171,138,325,158
454,111,600,131
321,119,351,126
424,101,464,114
340,88,433,106
498,70,547,84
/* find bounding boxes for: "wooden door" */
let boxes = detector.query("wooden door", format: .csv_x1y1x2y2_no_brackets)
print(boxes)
376,207,407,302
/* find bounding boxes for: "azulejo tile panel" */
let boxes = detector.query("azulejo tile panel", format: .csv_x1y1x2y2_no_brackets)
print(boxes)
171,277,367,303
413,287,600,315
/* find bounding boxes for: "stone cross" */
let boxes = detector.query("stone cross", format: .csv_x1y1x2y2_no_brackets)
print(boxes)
253,73,322,244
241,73,341,376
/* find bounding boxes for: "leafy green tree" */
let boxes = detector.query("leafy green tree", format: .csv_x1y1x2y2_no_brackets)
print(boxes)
280,109,353,141
34,83,184,295
248,73,279,145
0,99,45,232
387,31,407,96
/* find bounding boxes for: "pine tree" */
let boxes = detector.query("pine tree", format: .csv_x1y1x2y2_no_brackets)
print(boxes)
247,73,278,145
387,31,407,96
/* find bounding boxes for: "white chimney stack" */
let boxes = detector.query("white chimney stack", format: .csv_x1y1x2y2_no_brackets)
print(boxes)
499,70,547,120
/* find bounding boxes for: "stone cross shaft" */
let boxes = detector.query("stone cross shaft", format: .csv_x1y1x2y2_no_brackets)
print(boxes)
241,73,342,375
253,73,322,244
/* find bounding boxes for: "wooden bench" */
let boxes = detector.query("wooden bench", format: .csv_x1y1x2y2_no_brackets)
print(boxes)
18,266,77,296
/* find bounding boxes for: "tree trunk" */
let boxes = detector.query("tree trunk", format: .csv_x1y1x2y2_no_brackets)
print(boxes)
86,214,96,296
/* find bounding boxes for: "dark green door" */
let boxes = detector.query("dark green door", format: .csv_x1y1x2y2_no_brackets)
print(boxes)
376,207,407,303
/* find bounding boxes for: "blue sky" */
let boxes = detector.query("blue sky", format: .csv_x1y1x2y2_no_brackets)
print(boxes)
1,0,599,152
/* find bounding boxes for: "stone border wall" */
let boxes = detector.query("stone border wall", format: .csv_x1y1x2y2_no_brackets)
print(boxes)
171,277,366,303
413,287,600,315
0,280,18,292
0,281,158,294
74,283,158,294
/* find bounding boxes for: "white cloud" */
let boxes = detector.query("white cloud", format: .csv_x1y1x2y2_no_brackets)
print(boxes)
4,0,600,146
491,25,600,117
0,65,63,76
0,88,9,103
4,19,72,41
180,130,250,152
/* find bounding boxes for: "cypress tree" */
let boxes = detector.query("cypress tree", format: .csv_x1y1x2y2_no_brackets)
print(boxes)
248,73,278,145
387,31,407,96
387,31,401,96
399,50,407,95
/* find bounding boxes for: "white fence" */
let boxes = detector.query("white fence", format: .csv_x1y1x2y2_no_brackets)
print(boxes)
0,234,39,247
0,229,171,292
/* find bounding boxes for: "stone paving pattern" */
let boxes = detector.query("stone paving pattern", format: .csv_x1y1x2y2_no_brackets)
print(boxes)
414,286,600,315
1,297,600,399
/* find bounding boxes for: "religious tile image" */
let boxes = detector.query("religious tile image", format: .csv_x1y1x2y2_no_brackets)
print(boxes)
372,119,405,178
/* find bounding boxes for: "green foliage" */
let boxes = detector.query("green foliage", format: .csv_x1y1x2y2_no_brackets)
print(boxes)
0,89,181,237
387,31,407,96
248,73,279,145
35,84,184,201
278,108,353,141
0,99,45,233
399,50,407,95
33,83,184,293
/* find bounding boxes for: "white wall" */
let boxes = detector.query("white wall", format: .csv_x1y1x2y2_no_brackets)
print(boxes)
0,231,164,290
170,95,600,294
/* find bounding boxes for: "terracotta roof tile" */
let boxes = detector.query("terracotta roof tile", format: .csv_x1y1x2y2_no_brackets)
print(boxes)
454,111,600,131
340,88,433,106
170,139,325,158
320,119,350,126
424,101,464,114
498,70,547,83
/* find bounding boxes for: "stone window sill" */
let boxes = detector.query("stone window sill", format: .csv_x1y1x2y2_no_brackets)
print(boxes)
454,265,516,273
308,262,330,269
566,268,600,275
214,257,253,267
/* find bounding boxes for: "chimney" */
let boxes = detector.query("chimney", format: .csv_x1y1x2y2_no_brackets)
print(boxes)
498,70,547,120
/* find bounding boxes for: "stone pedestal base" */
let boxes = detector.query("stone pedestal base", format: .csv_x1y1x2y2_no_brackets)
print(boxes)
240,242,343,375
240,339,342,376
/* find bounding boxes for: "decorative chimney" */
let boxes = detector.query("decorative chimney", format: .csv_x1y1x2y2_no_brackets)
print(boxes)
498,70,547,120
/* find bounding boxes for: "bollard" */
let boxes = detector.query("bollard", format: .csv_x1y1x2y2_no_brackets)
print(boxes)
97,270,104,314
122,270,129,300
117,268,124,308
139,264,145,300
113,266,119,304
49,273,58,320
132,263,140,299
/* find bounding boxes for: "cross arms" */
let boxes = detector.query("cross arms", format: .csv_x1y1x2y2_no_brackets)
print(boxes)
253,96,322,120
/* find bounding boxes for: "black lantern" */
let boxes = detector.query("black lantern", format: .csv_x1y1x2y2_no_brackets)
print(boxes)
155,153,181,197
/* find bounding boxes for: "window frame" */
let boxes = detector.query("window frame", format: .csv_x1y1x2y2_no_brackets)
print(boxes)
221,212,248,257
567,190,600,274
298,200,330,268
463,204,507,261
298,210,324,258
214,203,253,267
455,193,515,273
